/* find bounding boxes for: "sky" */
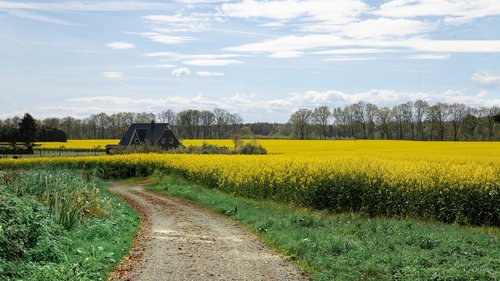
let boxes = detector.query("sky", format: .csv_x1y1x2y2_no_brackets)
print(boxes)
1,0,500,123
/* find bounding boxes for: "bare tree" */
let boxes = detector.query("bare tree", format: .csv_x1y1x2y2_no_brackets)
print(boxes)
213,108,228,138
157,109,177,125
462,108,479,141
414,100,428,140
480,106,500,140
447,103,467,141
312,106,331,139
426,103,449,141
376,107,393,139
289,109,312,140
200,110,215,139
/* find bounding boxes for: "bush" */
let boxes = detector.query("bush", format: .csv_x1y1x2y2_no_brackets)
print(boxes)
236,141,267,155
0,189,67,278
184,143,232,154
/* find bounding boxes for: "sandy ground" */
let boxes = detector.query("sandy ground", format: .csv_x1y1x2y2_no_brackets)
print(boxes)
108,183,307,281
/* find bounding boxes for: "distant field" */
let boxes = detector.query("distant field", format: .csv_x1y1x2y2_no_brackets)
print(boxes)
38,139,118,149
37,139,500,162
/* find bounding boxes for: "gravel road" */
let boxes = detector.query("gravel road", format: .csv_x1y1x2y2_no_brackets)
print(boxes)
108,183,306,281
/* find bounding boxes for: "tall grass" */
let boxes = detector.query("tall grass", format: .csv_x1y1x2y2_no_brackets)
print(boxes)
0,169,139,280
3,170,109,230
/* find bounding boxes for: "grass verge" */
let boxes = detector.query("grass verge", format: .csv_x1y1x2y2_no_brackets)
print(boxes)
0,170,139,281
146,172,500,281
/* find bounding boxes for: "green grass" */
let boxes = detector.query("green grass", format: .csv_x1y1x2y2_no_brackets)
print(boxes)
146,172,500,281
0,170,139,281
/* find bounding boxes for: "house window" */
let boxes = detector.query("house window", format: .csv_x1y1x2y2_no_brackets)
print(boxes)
134,137,139,144
161,137,166,144
169,138,174,144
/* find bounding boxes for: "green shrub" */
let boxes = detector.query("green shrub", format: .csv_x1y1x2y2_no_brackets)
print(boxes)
236,141,267,155
0,189,68,279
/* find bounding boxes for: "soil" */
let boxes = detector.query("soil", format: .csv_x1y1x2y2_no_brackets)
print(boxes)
107,183,307,281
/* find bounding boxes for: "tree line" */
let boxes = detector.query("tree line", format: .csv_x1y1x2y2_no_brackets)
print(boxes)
0,102,499,142
290,101,500,141
0,113,67,153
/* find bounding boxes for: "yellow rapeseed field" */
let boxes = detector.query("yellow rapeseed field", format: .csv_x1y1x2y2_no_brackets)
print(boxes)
5,139,500,225
38,140,118,149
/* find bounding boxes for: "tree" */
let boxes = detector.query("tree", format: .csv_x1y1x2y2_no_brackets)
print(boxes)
495,113,500,123
462,108,479,141
200,110,215,139
480,106,499,140
414,100,428,140
312,106,331,139
213,108,228,138
427,103,448,141
447,103,467,141
19,113,38,153
376,107,393,139
289,109,312,140
157,109,177,125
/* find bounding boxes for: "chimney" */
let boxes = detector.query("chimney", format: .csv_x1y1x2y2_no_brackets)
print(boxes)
151,120,155,132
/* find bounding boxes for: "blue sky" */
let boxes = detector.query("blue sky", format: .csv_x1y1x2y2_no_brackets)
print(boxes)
1,0,500,122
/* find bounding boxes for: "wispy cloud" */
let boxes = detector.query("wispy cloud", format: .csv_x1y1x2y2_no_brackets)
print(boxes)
0,1,174,12
472,72,500,88
7,10,75,25
375,0,500,24
101,72,123,79
145,52,245,66
405,53,450,60
56,89,500,122
143,13,210,32
324,57,377,62
106,41,135,50
196,71,224,76
137,32,192,44
171,67,191,77
136,64,177,69
226,34,500,58
220,0,369,23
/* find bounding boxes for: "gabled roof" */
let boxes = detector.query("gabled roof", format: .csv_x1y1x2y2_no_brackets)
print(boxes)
119,122,171,146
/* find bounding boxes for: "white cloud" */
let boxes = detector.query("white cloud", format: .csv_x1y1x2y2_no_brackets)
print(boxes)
226,34,500,58
472,72,500,88
7,10,75,25
145,52,245,65
268,50,303,58
143,13,210,32
184,59,242,66
196,71,224,76
106,41,135,50
220,0,369,23
313,48,388,55
138,32,192,44
101,72,123,79
0,1,174,11
136,64,177,69
405,53,450,60
324,57,377,62
56,89,500,122
171,67,191,77
341,18,436,39
375,0,500,23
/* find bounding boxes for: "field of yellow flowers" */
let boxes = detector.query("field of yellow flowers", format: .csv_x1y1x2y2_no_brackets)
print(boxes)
5,140,500,226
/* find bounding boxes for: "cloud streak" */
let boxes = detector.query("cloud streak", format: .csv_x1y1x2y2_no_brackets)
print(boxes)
472,72,500,88
54,89,500,122
106,41,135,50
0,1,174,11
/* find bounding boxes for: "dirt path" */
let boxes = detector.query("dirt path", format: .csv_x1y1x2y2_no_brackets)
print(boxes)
108,183,306,281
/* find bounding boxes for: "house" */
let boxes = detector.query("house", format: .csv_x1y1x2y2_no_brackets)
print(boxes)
106,121,181,154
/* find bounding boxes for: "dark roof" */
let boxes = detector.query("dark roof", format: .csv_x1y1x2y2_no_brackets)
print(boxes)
119,122,171,146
